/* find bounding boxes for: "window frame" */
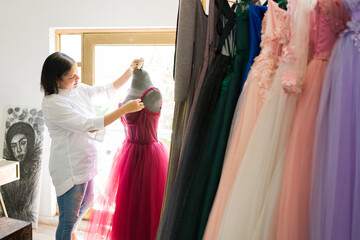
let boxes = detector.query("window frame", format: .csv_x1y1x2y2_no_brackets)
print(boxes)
55,28,176,86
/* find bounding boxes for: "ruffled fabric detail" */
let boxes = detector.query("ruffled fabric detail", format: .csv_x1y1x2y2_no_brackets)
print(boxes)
252,3,289,101
282,70,303,95
344,0,360,12
281,45,303,96
342,20,360,53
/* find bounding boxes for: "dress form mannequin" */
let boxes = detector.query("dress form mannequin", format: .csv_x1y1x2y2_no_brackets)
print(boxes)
87,70,168,240
121,69,162,113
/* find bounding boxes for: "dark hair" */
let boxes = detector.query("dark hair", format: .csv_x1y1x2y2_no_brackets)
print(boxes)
40,52,76,96
6,122,36,159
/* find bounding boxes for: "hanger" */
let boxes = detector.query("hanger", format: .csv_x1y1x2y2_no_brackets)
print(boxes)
251,0,262,5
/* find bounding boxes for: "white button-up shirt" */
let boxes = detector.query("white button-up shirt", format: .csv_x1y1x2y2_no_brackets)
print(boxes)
42,83,116,196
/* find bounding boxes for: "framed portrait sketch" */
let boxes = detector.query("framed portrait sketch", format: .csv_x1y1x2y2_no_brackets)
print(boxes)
0,106,45,227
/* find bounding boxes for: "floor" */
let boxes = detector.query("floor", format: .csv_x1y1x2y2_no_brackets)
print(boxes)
32,219,87,240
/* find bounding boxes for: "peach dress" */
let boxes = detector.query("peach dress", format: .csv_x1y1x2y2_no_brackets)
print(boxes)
203,0,289,239
214,0,312,238
271,1,350,239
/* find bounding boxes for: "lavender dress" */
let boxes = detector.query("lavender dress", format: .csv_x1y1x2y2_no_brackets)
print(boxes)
310,0,360,239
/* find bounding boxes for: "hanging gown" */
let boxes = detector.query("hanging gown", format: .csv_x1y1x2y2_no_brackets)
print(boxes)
272,1,349,239
244,3,268,80
310,0,360,239
158,0,235,239
168,1,251,239
162,0,208,218
204,1,289,239
216,0,312,238
86,87,168,240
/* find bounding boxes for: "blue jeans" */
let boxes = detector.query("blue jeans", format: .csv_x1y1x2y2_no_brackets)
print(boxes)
56,179,94,240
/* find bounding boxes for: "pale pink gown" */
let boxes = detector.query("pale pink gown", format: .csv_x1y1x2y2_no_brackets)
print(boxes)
214,0,312,238
203,1,289,239
271,1,350,239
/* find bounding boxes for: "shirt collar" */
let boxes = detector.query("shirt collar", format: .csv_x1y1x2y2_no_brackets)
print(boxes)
58,88,72,96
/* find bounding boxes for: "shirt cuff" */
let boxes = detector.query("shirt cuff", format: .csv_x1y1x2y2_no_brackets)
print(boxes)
105,83,117,99
88,116,105,142
94,128,106,142
93,116,104,130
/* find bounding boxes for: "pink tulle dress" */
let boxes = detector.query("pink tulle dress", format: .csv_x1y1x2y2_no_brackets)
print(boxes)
272,1,350,239
86,87,168,240
203,1,289,238
214,0,312,238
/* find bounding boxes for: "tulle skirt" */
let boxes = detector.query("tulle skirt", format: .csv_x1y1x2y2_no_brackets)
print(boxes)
216,61,298,240
203,60,272,239
310,32,360,240
157,54,232,239
271,57,328,240
86,140,168,240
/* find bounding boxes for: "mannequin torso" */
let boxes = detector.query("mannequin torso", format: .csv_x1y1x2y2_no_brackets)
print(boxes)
121,70,162,113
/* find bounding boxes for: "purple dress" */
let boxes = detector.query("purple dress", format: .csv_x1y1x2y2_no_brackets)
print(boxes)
310,0,360,239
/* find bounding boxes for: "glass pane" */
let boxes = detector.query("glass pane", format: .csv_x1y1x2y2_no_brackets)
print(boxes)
60,34,81,62
93,45,175,195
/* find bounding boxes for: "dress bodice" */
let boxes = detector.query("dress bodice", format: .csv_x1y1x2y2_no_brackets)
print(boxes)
120,87,161,144
234,1,250,57
259,0,289,60
310,0,350,59
342,0,360,52
245,0,289,101
343,0,360,21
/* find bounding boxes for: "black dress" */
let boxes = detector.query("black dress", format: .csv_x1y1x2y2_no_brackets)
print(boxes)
158,0,237,239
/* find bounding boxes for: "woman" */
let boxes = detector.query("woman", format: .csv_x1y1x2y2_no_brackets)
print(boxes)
40,52,144,240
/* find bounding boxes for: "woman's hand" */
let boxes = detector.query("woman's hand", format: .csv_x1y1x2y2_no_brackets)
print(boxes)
130,58,144,72
104,99,144,127
122,99,145,113
113,59,144,89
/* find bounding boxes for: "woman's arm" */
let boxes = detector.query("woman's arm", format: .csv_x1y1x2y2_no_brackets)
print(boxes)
113,59,143,90
42,98,105,133
43,97,143,133
104,98,144,127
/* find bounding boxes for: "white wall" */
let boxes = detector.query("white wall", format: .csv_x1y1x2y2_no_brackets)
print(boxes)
0,0,178,218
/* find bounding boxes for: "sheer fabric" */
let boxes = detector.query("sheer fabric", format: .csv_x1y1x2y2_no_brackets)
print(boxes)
86,87,168,240
272,1,350,239
157,0,236,238
161,0,208,220
310,0,360,239
215,0,312,238
168,2,251,239
158,54,232,240
204,1,289,238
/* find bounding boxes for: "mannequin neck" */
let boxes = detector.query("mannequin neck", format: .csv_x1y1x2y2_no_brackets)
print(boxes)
122,69,154,105
121,69,162,113
127,69,154,96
